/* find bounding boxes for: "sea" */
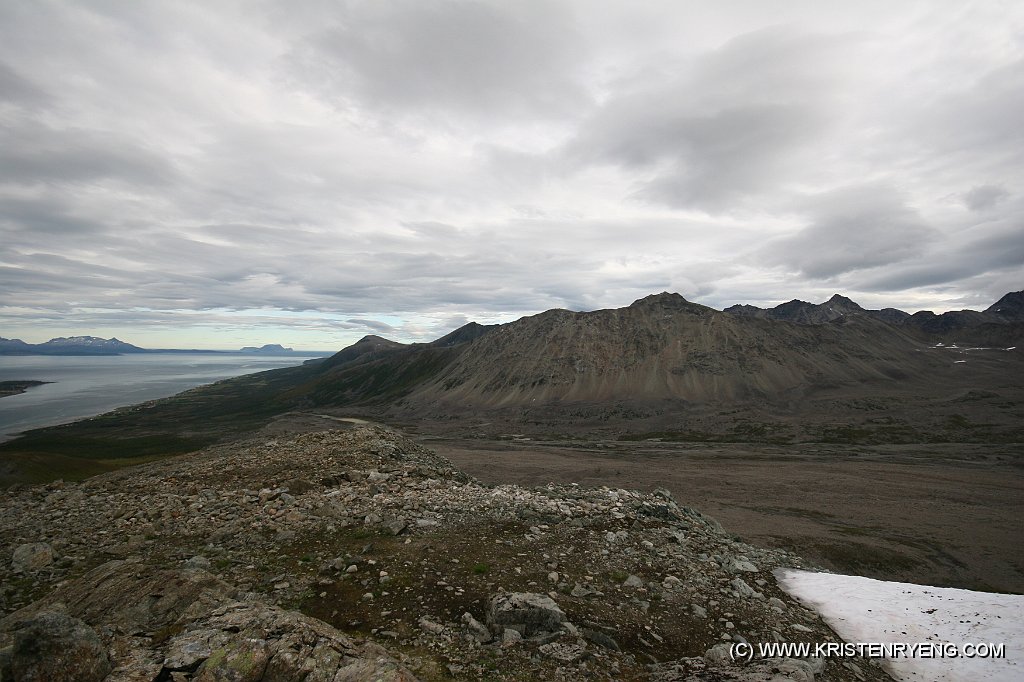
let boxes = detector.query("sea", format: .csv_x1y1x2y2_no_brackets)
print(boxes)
0,353,327,442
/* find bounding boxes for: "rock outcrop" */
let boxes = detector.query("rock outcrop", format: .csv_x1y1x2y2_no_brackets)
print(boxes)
0,426,891,680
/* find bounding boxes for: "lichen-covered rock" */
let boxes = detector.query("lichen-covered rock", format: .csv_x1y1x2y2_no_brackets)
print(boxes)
0,561,417,682
2,559,236,635
0,610,111,682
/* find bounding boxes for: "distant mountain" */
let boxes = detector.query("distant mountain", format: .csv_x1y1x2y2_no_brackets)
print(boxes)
240,344,294,354
270,290,1024,413
0,336,146,355
725,290,1024,341
724,293,910,325
283,292,925,413
246,289,1018,443
0,338,33,353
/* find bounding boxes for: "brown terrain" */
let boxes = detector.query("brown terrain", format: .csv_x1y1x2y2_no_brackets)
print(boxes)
427,438,1024,594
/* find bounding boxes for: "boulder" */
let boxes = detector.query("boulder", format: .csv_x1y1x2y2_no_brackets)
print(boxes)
0,610,111,682
726,556,759,573
487,592,565,636
10,543,54,573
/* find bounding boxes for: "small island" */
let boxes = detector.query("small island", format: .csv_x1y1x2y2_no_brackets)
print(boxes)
239,344,294,354
0,380,51,398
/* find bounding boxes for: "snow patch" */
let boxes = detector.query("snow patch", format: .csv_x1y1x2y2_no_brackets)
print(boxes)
775,569,1024,681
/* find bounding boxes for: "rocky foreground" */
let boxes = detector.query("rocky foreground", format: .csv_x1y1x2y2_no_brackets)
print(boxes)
0,426,890,681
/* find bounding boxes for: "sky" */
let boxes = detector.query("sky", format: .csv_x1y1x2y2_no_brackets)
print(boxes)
1,1,1022,350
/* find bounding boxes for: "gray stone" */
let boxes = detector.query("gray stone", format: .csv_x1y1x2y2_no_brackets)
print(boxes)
703,642,732,665
730,577,758,599
487,592,565,636
583,628,620,651
538,642,586,662
11,543,54,573
622,574,644,588
462,612,491,642
774,658,818,682
726,556,759,573
185,555,211,570
570,582,600,598
163,629,220,671
418,617,444,635
501,628,523,647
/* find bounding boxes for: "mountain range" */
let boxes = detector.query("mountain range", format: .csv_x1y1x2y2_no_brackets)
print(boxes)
292,290,1021,416
724,290,1024,339
0,337,319,356
3,290,1021,452
98,287,1015,447
0,336,145,356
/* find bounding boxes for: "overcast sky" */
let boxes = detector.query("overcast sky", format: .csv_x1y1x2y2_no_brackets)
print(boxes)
1,1,1022,349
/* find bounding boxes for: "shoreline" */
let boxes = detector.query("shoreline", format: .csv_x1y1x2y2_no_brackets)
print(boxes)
0,380,51,399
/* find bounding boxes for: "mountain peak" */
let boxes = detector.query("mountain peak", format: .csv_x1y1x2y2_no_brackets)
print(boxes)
825,294,861,307
629,292,691,307
356,335,397,345
985,290,1024,320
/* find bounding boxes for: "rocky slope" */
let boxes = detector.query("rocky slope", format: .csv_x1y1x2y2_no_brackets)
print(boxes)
399,293,940,409
0,425,888,681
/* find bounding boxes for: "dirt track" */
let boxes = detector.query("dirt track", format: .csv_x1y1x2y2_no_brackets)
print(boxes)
425,438,1024,594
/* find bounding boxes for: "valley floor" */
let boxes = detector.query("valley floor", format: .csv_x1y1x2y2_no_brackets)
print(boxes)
423,437,1024,595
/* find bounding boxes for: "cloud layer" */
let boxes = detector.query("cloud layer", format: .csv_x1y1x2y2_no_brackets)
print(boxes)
1,1,1021,348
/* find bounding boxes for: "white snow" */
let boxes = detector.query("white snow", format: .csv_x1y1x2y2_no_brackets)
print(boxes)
776,569,1024,681
953,360,967,364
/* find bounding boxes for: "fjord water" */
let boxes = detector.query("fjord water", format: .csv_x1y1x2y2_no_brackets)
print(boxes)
0,353,323,442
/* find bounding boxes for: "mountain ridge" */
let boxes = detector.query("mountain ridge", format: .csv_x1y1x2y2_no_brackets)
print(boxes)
0,336,145,356
724,290,1023,333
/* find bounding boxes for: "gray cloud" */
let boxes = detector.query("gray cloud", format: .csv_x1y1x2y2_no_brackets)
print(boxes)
346,318,398,335
0,60,49,106
859,220,1024,291
0,123,176,187
963,184,1011,211
566,26,854,211
0,195,109,236
0,1,1022,348
761,184,938,278
286,0,591,123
